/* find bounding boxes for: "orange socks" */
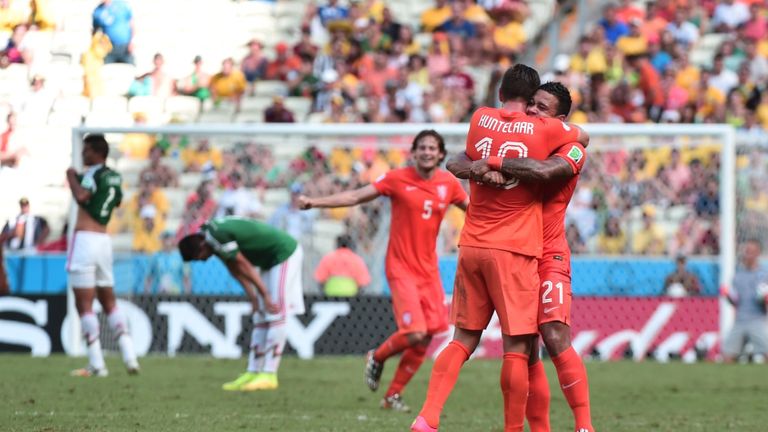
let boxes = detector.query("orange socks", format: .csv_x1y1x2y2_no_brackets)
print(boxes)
386,344,428,397
526,360,551,432
418,340,471,428
374,331,412,363
552,347,593,432
500,352,529,432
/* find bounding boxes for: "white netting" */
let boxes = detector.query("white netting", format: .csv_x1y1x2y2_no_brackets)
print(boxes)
66,123,735,353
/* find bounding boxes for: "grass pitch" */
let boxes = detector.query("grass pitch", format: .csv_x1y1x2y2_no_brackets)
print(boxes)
2,354,766,431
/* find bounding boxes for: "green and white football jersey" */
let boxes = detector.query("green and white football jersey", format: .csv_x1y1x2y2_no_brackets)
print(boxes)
78,165,123,226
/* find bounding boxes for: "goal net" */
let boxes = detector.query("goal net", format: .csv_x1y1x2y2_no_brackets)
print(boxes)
65,123,736,360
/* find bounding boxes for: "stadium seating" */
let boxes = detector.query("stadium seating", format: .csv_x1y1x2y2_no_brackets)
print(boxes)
0,0,765,261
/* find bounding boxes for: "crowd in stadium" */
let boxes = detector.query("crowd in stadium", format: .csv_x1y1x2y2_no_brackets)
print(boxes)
2,0,768,259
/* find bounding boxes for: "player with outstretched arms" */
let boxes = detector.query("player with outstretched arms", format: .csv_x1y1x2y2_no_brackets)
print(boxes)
66,134,139,377
411,65,587,432
298,130,469,412
448,82,594,432
178,216,300,391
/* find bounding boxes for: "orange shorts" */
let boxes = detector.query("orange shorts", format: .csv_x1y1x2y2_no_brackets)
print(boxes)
537,258,572,326
451,246,539,336
390,277,449,335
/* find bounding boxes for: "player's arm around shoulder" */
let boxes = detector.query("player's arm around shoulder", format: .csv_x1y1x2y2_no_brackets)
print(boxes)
540,117,589,149
497,155,575,183
569,123,589,148
445,151,473,180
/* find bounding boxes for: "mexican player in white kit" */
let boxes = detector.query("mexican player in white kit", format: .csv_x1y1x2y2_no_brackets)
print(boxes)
67,134,139,377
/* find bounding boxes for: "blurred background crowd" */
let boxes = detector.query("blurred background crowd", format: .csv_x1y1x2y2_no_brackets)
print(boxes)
2,0,768,274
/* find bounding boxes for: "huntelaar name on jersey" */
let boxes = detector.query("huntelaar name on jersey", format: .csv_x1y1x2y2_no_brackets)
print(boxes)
477,114,535,135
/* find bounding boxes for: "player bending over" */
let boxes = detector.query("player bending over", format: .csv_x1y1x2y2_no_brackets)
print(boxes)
448,82,594,432
67,134,139,377
411,65,587,432
298,130,469,412
178,216,302,391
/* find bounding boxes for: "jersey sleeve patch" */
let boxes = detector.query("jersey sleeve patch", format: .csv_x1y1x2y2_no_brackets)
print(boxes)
567,145,583,163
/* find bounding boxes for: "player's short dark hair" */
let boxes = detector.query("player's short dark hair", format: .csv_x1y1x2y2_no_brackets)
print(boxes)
538,82,572,117
83,134,110,159
178,233,205,261
337,234,355,250
499,64,540,103
411,129,447,163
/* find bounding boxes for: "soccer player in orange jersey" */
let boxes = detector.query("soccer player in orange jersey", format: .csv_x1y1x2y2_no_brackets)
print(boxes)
447,82,594,432
297,130,469,412
411,65,587,432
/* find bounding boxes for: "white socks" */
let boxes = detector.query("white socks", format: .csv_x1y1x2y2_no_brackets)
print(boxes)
262,322,286,374
247,325,267,373
108,308,138,368
81,313,106,370
248,322,287,374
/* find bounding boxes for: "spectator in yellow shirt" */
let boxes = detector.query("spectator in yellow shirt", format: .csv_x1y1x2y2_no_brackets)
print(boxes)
209,57,247,111
632,208,666,255
570,36,608,75
132,205,164,253
28,0,56,31
181,139,223,172
81,31,112,98
674,55,700,99
421,0,451,32
462,0,490,25
0,0,24,32
119,112,156,159
616,19,648,56
597,216,627,255
757,91,768,129
493,11,526,55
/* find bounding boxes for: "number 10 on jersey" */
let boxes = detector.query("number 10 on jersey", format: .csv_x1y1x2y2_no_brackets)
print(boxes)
474,137,528,189
474,137,529,159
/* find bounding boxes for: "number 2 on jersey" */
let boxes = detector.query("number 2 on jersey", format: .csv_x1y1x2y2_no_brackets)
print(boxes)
101,187,116,217
542,280,564,304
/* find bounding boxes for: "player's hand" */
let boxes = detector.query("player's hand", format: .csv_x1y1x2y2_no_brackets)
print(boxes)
264,298,280,314
297,195,313,210
469,160,491,182
481,171,505,187
719,284,730,298
66,167,78,177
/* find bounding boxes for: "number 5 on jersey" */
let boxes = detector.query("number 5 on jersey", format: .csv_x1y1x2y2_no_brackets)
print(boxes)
422,200,432,219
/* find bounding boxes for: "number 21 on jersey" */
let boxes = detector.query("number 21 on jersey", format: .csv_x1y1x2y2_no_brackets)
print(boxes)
542,280,564,304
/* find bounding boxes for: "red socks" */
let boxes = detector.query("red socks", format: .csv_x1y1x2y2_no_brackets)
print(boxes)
418,340,471,428
385,344,428,397
374,332,412,363
500,352,529,432
526,360,551,432
552,347,593,432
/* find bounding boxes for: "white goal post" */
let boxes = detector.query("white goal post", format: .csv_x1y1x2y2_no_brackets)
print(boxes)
66,123,737,357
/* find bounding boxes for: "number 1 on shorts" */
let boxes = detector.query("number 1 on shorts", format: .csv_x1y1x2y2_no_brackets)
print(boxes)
542,280,564,304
